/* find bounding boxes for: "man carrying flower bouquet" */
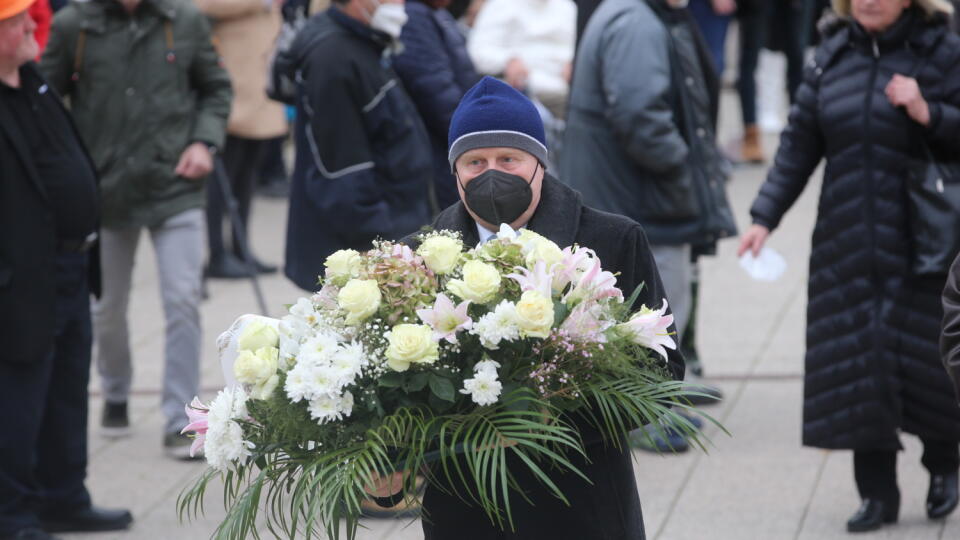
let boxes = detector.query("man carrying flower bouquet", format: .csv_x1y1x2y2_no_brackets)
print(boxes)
389,75,686,540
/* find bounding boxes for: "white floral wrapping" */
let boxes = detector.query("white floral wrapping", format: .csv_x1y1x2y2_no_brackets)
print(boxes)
217,314,282,388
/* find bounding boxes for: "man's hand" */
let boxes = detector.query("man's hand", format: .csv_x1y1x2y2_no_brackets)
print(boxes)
504,57,529,90
175,142,214,180
886,74,930,126
364,471,405,499
737,224,770,258
711,0,736,16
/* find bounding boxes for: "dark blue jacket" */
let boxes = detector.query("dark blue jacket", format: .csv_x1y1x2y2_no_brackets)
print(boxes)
394,0,479,210
281,8,433,291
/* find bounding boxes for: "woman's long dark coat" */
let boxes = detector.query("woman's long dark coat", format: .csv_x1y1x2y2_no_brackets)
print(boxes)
750,10,960,450
403,176,685,539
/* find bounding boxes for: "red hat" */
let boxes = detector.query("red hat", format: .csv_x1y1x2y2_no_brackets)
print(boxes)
0,0,34,21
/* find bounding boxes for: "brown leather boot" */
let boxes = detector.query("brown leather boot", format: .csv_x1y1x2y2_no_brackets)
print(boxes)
741,124,765,164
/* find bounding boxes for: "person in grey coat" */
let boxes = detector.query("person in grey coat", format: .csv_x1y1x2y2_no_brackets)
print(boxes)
561,0,735,424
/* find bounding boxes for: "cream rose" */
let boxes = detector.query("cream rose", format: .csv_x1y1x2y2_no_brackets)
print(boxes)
447,260,501,304
250,373,280,401
234,347,280,386
417,235,463,275
385,324,439,372
514,290,555,338
337,279,381,325
237,319,280,352
525,237,564,270
324,249,363,284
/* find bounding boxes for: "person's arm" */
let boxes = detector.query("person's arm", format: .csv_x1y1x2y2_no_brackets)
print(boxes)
394,8,465,137
194,0,268,20
186,9,233,151
921,45,960,150
941,253,960,403
618,224,685,382
38,7,77,97
748,57,825,231
466,0,515,75
598,11,688,174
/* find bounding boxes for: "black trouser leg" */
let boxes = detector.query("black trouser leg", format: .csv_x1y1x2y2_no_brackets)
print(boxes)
222,136,268,260
854,450,900,503
920,437,960,476
736,9,763,127
257,135,288,186
0,253,92,535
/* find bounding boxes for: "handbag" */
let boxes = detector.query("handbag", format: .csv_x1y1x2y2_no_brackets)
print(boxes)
906,141,960,275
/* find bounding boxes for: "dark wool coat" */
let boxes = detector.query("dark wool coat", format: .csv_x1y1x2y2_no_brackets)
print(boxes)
281,8,433,291
402,176,684,540
750,9,960,450
0,63,100,365
394,0,480,210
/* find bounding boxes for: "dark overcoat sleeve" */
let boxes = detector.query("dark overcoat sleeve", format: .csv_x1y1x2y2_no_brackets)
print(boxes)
941,253,960,403
616,223,685,382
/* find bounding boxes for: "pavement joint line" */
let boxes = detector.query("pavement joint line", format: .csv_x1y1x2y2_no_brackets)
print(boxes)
652,275,807,540
791,450,830,540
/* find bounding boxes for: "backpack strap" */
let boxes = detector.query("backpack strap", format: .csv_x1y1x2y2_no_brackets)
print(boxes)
71,29,86,82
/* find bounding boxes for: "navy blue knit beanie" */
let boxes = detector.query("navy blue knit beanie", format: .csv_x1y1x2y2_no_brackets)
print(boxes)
447,76,548,171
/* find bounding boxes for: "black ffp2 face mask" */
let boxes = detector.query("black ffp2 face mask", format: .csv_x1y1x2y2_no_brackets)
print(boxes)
458,162,539,227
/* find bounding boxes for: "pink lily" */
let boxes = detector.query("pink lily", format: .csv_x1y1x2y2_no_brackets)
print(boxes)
180,396,210,458
507,260,553,298
391,244,418,264
416,293,473,343
560,303,610,343
616,299,676,361
563,255,622,306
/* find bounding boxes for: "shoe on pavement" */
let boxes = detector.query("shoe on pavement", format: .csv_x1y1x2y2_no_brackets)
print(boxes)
629,424,689,454
100,401,130,438
39,505,132,533
1,527,61,540
681,383,723,406
164,432,203,461
205,253,252,279
927,472,959,519
846,498,898,532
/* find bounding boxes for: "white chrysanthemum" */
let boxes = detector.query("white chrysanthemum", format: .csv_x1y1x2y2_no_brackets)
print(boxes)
204,387,253,471
471,301,520,350
307,391,354,424
330,342,366,382
460,370,502,406
284,363,313,403
280,315,311,345
474,359,501,377
299,332,340,365
306,364,342,397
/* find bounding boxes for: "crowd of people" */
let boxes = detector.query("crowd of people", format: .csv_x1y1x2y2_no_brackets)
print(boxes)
3,0,960,538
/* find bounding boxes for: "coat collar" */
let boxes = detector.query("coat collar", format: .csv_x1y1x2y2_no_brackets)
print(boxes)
433,175,583,248
82,0,177,32
328,6,393,51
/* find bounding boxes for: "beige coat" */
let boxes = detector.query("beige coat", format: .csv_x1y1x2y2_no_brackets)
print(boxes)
196,0,287,139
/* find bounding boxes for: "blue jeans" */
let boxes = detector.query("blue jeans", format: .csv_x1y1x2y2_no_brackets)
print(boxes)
0,252,93,535
689,0,731,77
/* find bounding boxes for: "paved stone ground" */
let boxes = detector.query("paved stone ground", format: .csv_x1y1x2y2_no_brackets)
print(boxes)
61,91,960,540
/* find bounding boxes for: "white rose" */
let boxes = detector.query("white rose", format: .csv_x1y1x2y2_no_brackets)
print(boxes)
417,235,463,275
233,347,280,386
385,324,439,372
337,279,381,325
250,374,280,401
447,260,501,304
514,290,555,338
525,237,564,270
237,319,280,352
324,249,362,285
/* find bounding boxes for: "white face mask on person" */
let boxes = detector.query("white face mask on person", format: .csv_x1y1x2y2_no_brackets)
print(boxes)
366,1,408,39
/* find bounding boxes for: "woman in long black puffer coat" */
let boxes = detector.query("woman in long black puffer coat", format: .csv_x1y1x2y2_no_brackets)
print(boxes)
739,0,960,533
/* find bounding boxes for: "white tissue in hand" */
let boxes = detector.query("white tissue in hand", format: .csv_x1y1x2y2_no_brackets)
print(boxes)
739,247,786,282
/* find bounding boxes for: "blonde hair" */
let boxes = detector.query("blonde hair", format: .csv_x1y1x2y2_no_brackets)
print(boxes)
831,0,955,17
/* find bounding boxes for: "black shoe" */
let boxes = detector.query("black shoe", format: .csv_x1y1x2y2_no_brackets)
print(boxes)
2,527,61,540
628,424,690,454
681,383,723,406
242,255,278,275
164,432,203,461
927,472,959,520
846,498,898,533
205,253,252,279
100,401,130,438
40,505,132,533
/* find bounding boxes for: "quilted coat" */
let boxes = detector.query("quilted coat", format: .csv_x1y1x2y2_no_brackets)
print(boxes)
750,8,960,450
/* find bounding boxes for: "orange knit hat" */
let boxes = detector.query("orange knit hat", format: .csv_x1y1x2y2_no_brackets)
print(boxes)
0,0,35,21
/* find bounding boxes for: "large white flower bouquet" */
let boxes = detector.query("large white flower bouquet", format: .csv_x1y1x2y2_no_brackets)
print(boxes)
178,226,709,539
